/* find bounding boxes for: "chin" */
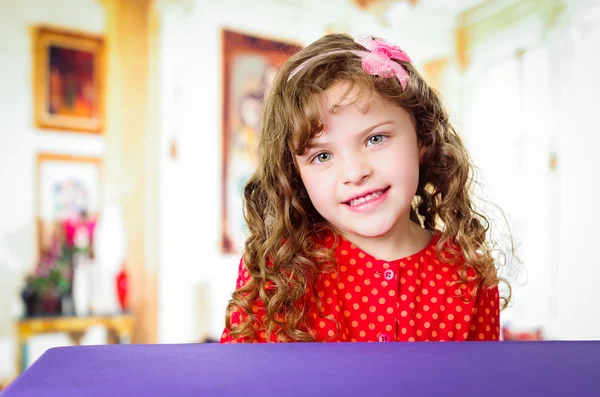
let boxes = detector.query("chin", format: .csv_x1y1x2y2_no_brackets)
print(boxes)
343,221,398,239
350,228,392,238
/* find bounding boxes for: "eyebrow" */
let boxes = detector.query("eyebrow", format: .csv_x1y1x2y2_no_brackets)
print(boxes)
304,120,395,150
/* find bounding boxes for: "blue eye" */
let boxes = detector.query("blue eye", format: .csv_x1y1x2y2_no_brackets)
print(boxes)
367,135,386,146
312,152,332,163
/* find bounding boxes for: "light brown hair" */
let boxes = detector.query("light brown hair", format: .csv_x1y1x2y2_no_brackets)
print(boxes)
225,33,511,342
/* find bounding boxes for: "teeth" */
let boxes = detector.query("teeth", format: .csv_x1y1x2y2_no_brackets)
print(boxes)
349,190,383,207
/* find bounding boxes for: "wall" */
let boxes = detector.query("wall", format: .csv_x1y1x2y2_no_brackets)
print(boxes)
553,0,600,339
0,0,105,379
455,0,600,339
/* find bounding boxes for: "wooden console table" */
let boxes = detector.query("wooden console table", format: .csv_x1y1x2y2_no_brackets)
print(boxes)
15,313,134,374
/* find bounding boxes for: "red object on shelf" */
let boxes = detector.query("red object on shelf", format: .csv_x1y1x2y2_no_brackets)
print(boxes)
116,265,129,311
502,326,544,341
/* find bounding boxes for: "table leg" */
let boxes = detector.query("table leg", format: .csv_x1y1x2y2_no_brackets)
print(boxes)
107,329,119,344
15,340,28,374
68,331,85,346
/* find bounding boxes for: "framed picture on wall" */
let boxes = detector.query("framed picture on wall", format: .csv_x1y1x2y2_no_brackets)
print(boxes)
221,29,302,254
33,26,105,133
36,153,102,256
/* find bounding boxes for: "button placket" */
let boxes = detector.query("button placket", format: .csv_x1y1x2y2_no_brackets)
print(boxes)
373,262,399,339
394,263,404,337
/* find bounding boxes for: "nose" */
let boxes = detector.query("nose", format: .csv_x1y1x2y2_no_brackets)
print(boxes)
341,152,372,185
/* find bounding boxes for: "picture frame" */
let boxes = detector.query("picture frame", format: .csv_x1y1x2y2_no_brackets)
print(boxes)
220,29,302,254
36,153,103,257
33,25,105,133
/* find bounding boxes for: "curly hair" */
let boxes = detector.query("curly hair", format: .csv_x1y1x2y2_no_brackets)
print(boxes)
225,33,512,342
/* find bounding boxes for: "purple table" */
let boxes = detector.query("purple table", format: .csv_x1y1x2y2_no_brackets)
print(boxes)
2,341,599,396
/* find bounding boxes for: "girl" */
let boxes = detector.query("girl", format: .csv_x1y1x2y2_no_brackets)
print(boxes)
220,33,510,343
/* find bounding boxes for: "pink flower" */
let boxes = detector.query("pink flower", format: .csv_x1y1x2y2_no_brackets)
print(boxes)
359,53,410,91
354,34,411,90
355,35,411,63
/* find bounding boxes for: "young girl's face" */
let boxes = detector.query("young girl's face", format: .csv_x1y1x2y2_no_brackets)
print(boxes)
296,82,422,241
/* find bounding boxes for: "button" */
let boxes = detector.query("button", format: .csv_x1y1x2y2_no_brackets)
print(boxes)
384,269,395,280
378,333,391,342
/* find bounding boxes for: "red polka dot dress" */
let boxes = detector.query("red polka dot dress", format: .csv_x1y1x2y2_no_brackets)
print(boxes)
221,231,500,343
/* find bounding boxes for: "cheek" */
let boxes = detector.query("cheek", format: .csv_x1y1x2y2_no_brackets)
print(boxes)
378,146,420,186
299,169,336,209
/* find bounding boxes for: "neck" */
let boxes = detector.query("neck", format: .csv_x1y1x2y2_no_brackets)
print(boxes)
339,218,432,261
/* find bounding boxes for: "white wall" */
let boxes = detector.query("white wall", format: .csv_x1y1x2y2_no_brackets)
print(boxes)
0,0,105,379
456,0,600,339
553,0,600,339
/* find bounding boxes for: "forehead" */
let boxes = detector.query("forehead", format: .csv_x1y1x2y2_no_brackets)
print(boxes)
291,81,412,155
316,81,410,125
314,82,409,133
318,81,374,114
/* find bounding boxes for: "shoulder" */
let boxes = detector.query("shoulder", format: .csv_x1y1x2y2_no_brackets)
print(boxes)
235,255,251,289
427,230,484,282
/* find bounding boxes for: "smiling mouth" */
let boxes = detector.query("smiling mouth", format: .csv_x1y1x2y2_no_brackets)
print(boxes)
344,187,390,207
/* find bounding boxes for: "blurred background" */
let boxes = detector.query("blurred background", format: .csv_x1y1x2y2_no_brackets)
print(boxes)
1,0,599,388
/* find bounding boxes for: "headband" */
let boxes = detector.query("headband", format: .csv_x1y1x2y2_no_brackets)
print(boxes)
288,34,412,91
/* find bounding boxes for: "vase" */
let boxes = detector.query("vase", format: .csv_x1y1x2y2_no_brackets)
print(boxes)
41,290,62,314
20,286,39,317
72,258,91,316
92,205,126,314
116,265,128,311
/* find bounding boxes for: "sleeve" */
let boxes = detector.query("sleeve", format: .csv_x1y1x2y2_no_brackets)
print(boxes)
467,284,500,341
220,256,270,344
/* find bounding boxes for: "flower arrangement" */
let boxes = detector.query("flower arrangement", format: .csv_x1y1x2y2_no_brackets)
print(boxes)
21,212,96,316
